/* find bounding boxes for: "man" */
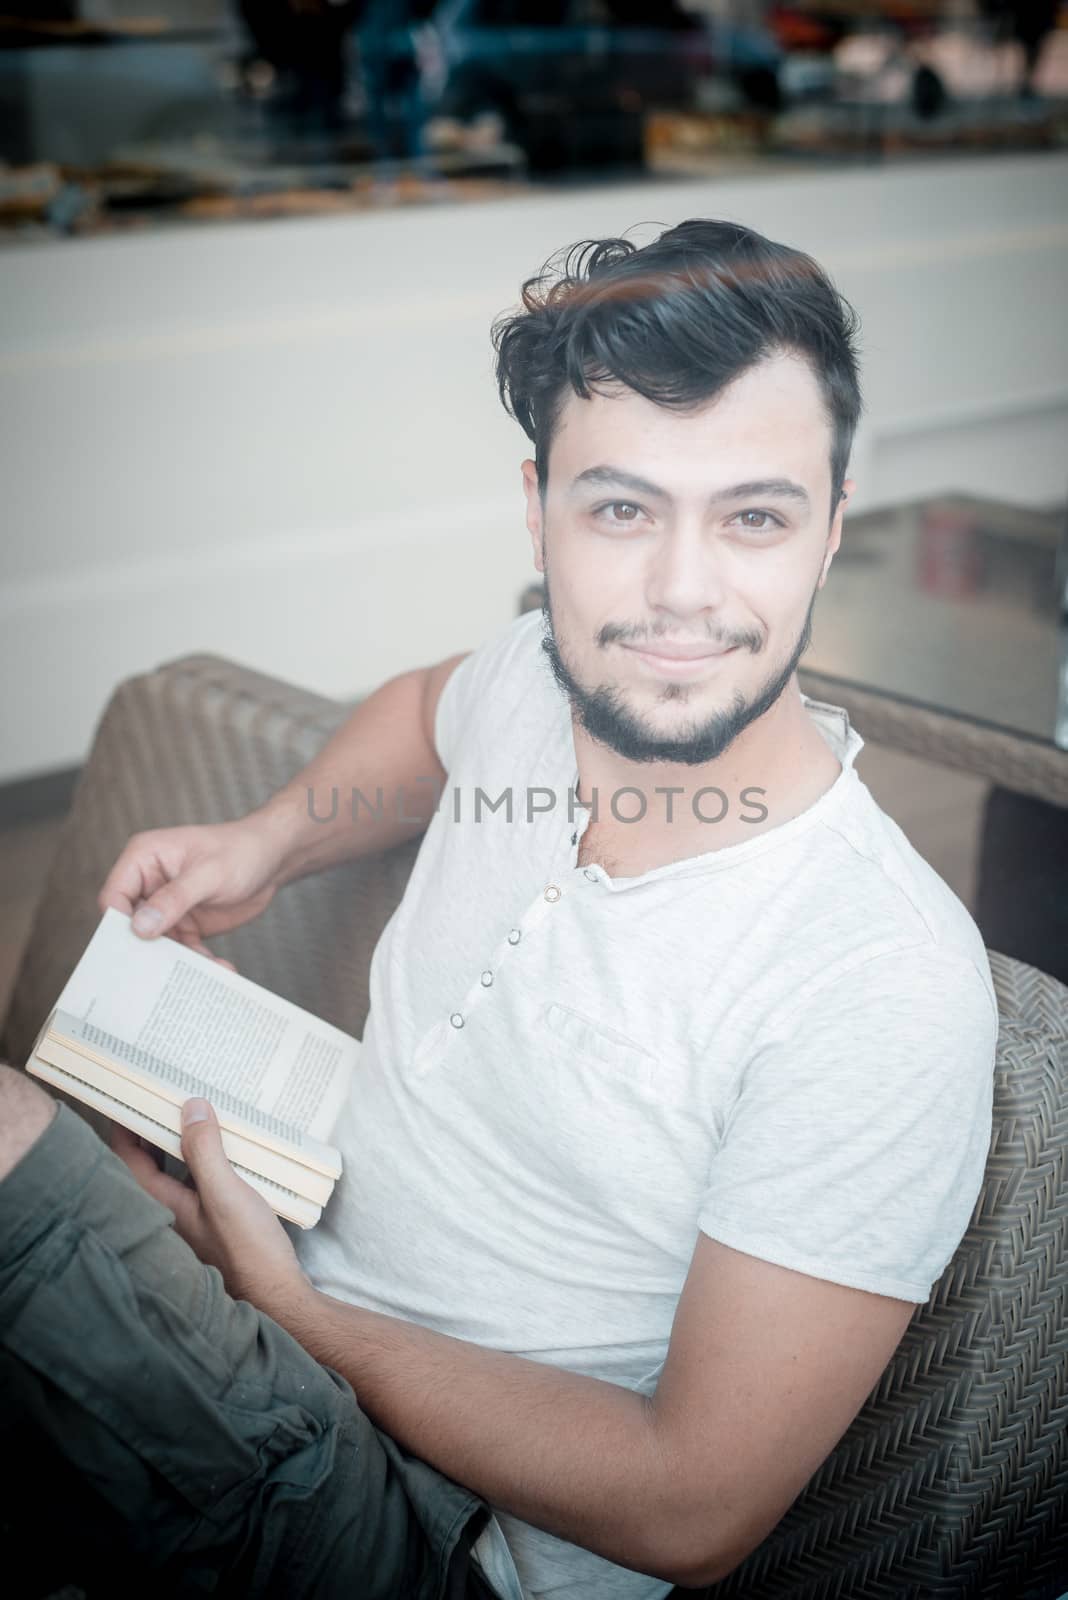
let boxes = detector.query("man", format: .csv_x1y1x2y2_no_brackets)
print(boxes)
0,220,997,1599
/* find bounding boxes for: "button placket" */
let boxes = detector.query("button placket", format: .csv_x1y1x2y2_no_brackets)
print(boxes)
565,781,590,863
477,875,571,1021
437,843,590,1058
410,1014,451,1077
508,886,561,942
455,960,499,1024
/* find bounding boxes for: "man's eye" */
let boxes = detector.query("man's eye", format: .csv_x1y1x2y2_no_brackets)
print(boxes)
735,509,781,532
596,502,642,524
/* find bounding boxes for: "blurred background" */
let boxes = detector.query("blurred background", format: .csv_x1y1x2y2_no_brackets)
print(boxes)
0,0,1061,201
2,0,1067,211
0,0,1066,1005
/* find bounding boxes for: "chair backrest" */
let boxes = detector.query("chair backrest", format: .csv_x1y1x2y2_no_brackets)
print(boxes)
1,654,405,1068
4,652,1066,1598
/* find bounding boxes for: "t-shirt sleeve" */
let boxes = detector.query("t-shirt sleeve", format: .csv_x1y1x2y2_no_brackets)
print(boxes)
698,945,998,1303
433,649,479,773
433,609,545,773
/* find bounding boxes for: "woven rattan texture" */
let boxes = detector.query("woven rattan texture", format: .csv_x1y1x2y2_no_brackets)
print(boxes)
796,673,1068,811
0,654,419,1071
2,654,1065,1600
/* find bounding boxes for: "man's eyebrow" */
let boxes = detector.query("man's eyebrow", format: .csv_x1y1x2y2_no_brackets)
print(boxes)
716,478,811,510
569,466,811,511
570,465,670,499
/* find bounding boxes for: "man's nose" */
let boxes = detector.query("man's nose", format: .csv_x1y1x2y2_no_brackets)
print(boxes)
644,525,728,622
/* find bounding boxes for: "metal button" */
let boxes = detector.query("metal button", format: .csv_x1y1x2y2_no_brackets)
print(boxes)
544,885,562,903
480,970,493,987
508,928,521,945
449,1012,465,1029
583,868,598,882
570,830,578,846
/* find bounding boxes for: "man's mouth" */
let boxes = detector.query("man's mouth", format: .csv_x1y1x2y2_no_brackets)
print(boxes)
622,642,739,677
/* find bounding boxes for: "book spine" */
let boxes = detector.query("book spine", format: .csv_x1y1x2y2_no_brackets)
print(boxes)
28,1045,332,1216
29,1055,322,1230
48,1013,342,1181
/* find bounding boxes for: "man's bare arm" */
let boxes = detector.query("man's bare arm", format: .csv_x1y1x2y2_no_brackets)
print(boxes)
248,651,469,887
271,1234,915,1587
98,651,469,945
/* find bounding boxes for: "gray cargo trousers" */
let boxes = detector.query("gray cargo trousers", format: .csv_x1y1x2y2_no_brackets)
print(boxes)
0,1101,500,1599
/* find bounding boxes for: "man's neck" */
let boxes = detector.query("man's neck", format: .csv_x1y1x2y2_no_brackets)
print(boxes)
572,682,843,876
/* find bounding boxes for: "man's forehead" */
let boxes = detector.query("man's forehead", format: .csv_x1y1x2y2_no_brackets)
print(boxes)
553,354,830,447
549,360,832,494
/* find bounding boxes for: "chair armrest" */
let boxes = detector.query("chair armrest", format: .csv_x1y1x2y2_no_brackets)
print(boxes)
0,654,420,1069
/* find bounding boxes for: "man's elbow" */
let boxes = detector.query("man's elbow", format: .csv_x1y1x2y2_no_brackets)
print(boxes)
658,1549,743,1590
649,1515,756,1590
633,1436,759,1585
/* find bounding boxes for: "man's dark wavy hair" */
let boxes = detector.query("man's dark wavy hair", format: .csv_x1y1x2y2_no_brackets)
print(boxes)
492,219,862,509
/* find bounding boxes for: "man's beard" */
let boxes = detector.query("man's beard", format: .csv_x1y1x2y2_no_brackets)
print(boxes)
538,567,818,767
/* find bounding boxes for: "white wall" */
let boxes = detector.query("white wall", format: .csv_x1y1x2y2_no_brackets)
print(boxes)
2,152,1066,784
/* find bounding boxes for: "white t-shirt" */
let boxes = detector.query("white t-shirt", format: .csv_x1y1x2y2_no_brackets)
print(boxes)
296,607,998,1600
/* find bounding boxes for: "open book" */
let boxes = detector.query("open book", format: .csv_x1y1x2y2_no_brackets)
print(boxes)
25,908,357,1228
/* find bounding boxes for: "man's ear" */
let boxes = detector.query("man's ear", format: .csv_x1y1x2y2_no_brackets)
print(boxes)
521,459,545,574
818,477,854,589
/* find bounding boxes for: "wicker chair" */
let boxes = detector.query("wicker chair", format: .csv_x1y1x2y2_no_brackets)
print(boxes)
2,653,1067,1600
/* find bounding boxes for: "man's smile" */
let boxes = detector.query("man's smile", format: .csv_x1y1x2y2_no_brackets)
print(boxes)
621,642,740,679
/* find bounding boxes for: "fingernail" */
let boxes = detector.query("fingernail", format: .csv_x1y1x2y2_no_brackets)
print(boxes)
183,1098,211,1125
133,906,162,935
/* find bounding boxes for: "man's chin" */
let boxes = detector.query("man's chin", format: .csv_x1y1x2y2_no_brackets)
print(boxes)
578,703,752,767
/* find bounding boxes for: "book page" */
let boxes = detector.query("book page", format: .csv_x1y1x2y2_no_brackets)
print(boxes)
52,908,357,1148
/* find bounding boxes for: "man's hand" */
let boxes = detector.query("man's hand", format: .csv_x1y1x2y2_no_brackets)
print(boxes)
98,815,290,963
110,1099,312,1322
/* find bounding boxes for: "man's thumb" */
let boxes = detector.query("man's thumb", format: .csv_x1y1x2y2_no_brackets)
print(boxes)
132,862,215,938
180,1098,232,1195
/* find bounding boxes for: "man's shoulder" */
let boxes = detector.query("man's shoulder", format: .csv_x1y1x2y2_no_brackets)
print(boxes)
466,606,547,682
808,780,995,1014
434,607,556,771
790,697,987,978
449,608,551,726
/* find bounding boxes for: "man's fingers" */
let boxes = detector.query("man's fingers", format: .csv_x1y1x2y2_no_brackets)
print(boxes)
110,1121,158,1175
180,1100,239,1210
98,839,200,935
130,861,217,939
111,1123,166,1188
98,849,165,920
111,1125,196,1217
99,888,134,916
